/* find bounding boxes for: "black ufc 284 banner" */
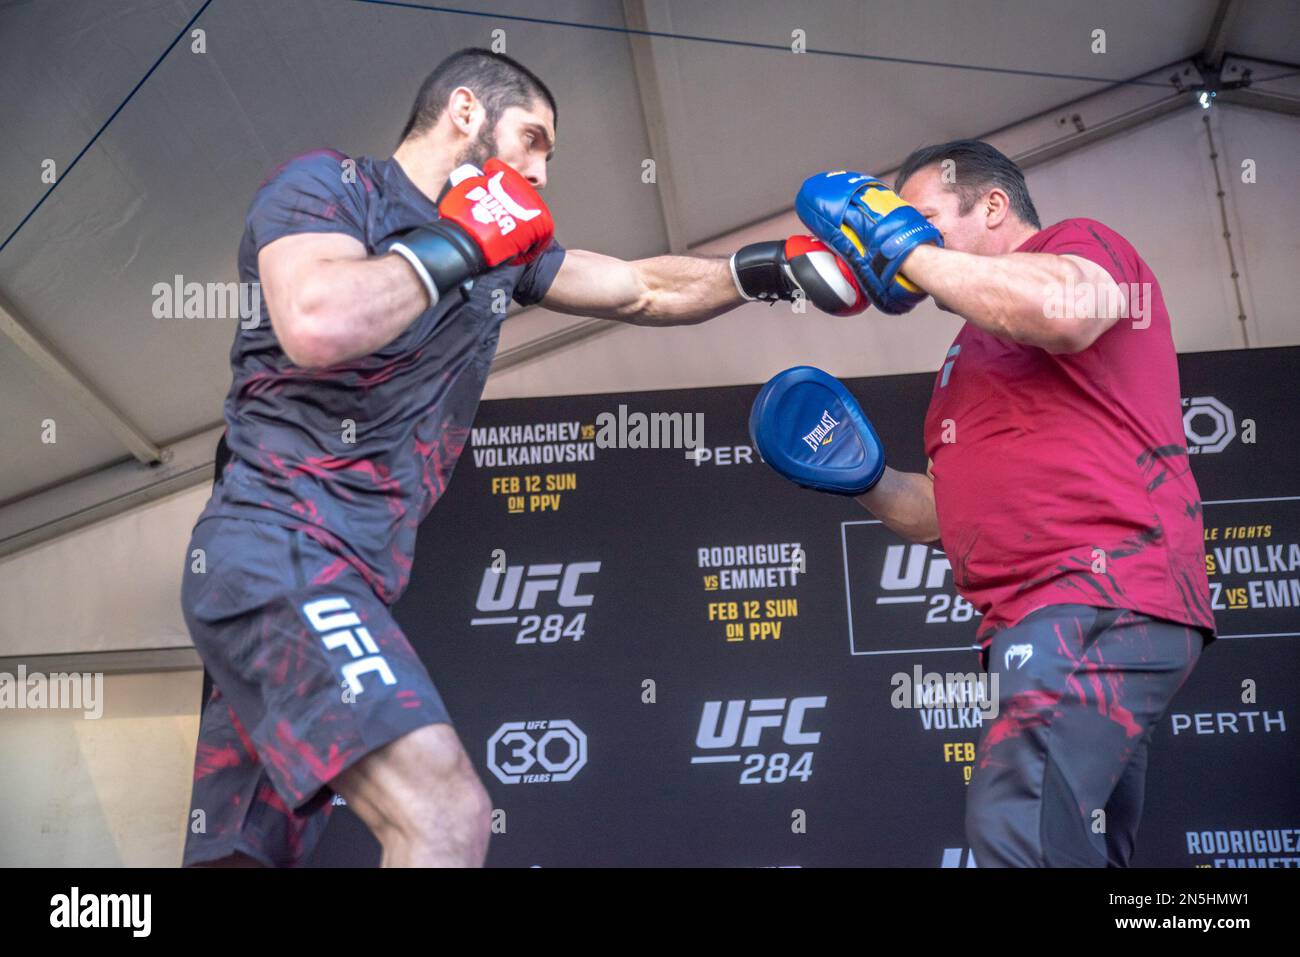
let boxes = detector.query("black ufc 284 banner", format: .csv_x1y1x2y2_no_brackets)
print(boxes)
306,345,1300,867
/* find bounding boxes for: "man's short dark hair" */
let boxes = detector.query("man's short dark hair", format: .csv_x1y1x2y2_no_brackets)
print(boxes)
895,139,1040,230
399,47,556,142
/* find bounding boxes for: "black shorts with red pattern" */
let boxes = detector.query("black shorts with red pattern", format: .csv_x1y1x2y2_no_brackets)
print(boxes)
180,517,450,867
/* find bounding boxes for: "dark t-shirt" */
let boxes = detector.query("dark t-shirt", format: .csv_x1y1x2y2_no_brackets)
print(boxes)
197,149,566,604
922,218,1216,647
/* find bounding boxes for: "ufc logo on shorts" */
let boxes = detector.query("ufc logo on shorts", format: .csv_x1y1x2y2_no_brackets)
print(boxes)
695,697,826,749
301,597,396,696
476,562,600,612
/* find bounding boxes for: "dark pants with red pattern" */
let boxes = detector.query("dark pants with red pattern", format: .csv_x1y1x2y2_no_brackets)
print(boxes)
180,517,451,867
968,604,1208,868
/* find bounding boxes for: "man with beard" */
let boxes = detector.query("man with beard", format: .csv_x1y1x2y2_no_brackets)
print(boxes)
181,47,862,867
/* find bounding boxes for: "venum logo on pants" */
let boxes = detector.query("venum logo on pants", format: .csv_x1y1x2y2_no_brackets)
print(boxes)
471,561,600,645
487,719,588,784
691,696,825,784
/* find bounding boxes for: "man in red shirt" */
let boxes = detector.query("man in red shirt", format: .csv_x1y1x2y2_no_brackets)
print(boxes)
757,141,1214,866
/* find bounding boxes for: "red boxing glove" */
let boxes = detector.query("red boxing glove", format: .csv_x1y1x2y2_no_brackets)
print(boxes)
783,235,868,316
438,158,554,267
730,235,868,316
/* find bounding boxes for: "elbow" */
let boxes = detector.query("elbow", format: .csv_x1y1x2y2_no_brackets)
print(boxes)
1006,288,1095,354
279,282,349,369
613,292,668,326
912,522,944,546
628,289,715,326
616,291,657,324
1039,316,1101,355
1041,330,1091,355
277,314,338,369
1038,261,1120,353
281,331,339,370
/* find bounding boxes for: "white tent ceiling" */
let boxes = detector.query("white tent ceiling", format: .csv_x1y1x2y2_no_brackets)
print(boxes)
0,0,1297,552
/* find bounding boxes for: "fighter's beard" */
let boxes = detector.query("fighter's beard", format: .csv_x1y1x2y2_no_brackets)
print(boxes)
454,125,498,171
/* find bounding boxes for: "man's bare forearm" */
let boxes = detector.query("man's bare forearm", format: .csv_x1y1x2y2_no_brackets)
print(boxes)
900,245,1096,353
623,256,742,326
855,466,941,544
291,253,430,366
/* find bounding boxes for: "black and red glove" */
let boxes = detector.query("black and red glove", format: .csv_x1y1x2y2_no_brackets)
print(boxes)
730,235,868,316
384,158,555,305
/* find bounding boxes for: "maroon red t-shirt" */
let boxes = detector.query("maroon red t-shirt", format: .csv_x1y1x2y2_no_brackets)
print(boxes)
922,217,1216,647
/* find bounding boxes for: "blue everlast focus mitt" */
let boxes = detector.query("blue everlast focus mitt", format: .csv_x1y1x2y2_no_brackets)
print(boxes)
749,366,886,495
794,170,942,315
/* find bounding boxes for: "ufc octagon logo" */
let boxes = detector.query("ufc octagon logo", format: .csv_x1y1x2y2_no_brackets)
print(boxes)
487,719,588,784
1182,396,1235,454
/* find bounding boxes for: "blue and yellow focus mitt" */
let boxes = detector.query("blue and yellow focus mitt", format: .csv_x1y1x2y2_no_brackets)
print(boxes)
795,170,942,314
